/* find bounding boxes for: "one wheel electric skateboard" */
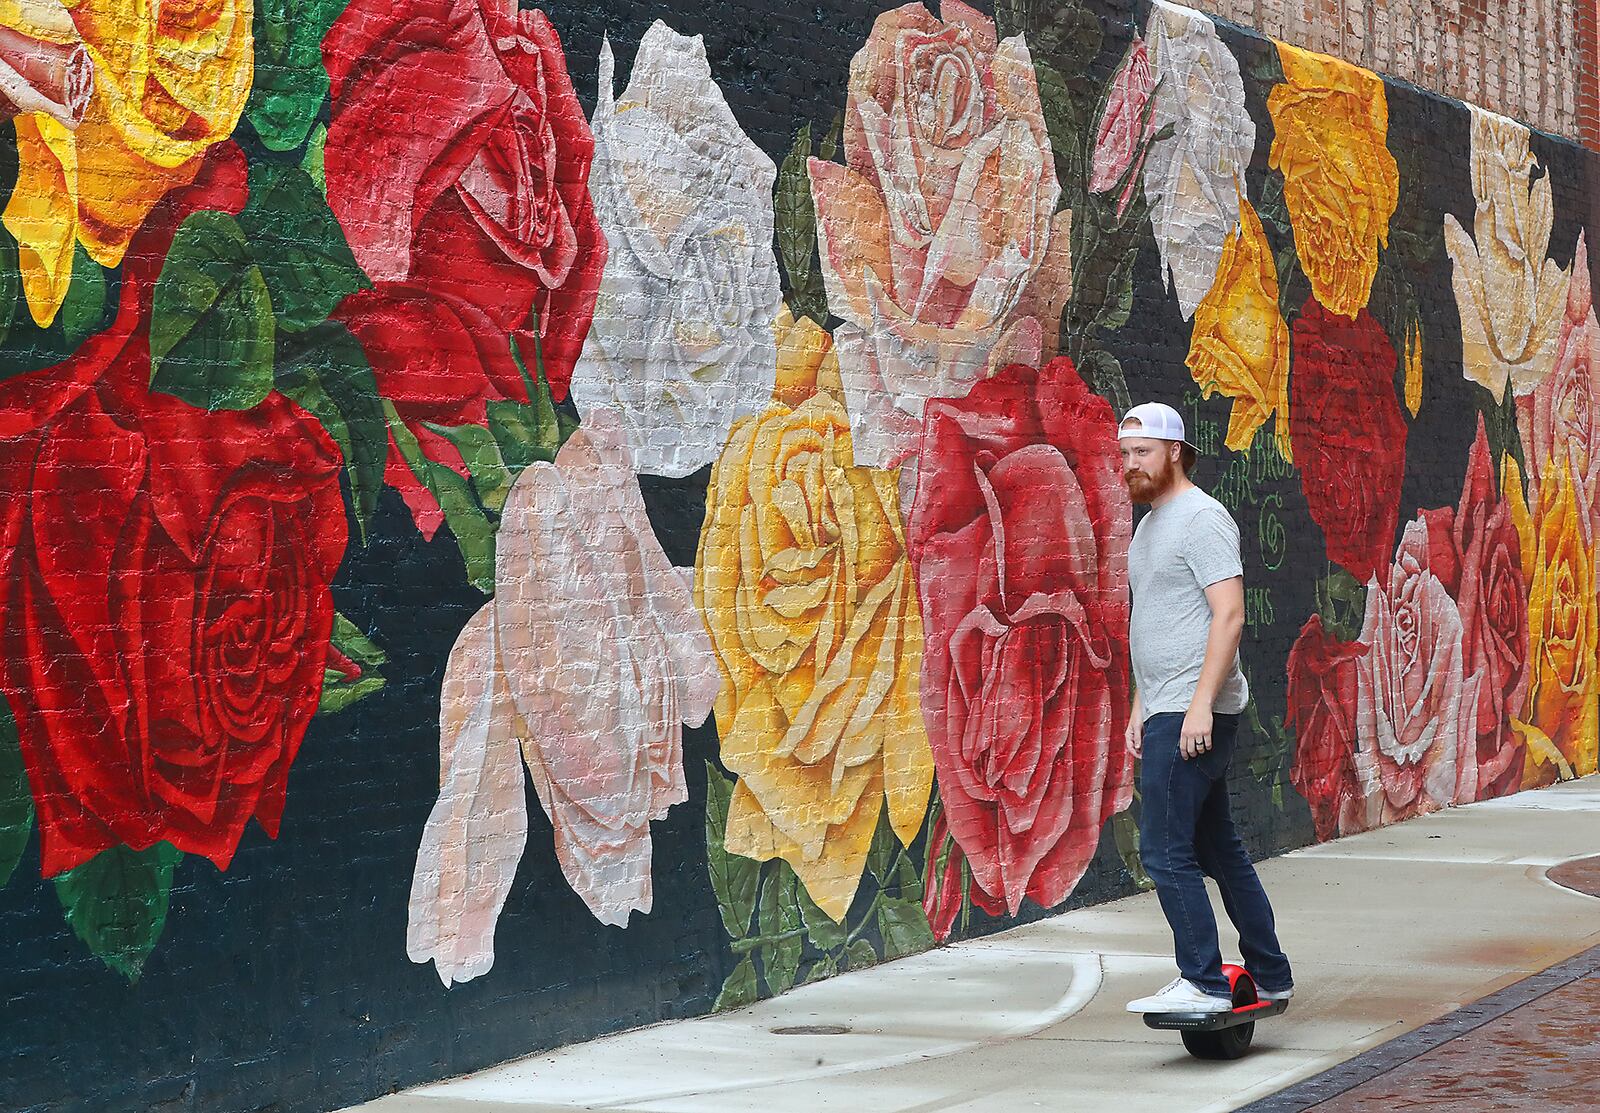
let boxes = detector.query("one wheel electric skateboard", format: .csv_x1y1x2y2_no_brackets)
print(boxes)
1141,964,1287,1059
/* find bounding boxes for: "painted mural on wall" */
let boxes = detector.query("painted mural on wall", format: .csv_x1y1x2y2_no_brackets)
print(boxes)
0,0,1595,1047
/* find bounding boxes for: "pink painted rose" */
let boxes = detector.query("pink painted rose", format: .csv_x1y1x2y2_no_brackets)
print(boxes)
1351,516,1479,828
1518,230,1600,531
909,358,1133,915
1089,34,1156,218
808,0,1072,471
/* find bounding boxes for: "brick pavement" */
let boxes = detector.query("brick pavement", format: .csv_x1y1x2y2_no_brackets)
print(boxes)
1242,857,1600,1112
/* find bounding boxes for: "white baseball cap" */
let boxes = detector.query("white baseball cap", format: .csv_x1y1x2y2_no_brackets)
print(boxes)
1117,402,1199,453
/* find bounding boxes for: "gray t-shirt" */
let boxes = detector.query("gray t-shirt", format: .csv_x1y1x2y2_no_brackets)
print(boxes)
1128,487,1249,715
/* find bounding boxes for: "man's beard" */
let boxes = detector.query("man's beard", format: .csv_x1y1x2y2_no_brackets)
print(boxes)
1125,457,1178,504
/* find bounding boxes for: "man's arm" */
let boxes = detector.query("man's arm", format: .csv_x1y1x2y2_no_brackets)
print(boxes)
1179,575,1245,758
1127,688,1143,758
1193,576,1245,710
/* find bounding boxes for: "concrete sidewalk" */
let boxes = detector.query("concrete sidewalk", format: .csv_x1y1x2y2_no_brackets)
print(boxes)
349,777,1600,1113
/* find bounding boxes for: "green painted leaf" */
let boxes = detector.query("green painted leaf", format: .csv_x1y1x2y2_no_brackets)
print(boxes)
796,877,847,952
1035,60,1085,196
1314,568,1368,643
1247,42,1287,86
877,897,934,961
246,0,346,152
488,400,562,473
318,671,384,714
1497,389,1528,484
386,403,497,592
241,162,368,331
776,125,813,279
775,125,826,323
992,0,1026,38
705,762,760,939
429,421,512,514
319,612,387,714
302,124,328,193
844,938,876,971
865,807,897,889
54,842,182,982
491,335,574,473
996,0,1100,69
0,698,34,887
799,956,837,985
892,841,923,902
713,956,759,1012
58,245,106,348
817,112,842,163
276,321,385,542
1094,245,1138,334
1111,808,1152,892
149,211,276,410
332,611,386,668
757,866,804,995
0,222,17,347
1078,348,1132,418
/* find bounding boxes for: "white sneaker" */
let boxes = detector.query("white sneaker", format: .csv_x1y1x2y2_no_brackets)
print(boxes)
1257,985,1293,1002
1126,976,1233,1014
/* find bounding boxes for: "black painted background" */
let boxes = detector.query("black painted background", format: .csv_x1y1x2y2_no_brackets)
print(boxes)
1,2,1596,1111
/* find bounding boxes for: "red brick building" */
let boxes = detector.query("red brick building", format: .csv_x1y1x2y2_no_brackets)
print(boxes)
1204,0,1600,147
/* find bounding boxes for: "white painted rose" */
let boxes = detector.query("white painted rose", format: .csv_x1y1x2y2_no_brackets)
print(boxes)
1444,104,1567,403
406,409,720,985
1142,0,1256,320
567,22,782,478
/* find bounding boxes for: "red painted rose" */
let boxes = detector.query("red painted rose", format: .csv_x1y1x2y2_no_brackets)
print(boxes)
0,154,347,877
1286,614,1367,841
323,0,605,398
909,358,1134,915
1290,298,1407,584
1442,420,1530,798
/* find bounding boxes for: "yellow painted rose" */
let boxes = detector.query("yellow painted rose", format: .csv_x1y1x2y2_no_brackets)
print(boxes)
694,309,933,921
1186,194,1291,461
1267,43,1398,319
2,0,253,326
1503,455,1599,785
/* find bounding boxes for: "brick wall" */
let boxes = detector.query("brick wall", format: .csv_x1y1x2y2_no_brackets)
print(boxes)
0,2,1596,1111
1201,0,1598,143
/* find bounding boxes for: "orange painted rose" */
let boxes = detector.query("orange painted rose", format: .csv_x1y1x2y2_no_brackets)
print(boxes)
1267,43,1398,319
1505,456,1599,783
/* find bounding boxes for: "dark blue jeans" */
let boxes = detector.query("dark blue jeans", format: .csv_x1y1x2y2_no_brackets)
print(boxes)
1139,711,1293,999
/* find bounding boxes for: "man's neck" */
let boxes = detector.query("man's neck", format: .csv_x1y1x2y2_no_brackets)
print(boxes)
1149,475,1196,510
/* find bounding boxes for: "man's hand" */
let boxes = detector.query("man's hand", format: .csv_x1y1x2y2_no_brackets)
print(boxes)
1180,704,1213,760
1126,712,1143,759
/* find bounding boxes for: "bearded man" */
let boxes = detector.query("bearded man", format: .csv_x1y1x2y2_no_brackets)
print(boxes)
1117,402,1295,1015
